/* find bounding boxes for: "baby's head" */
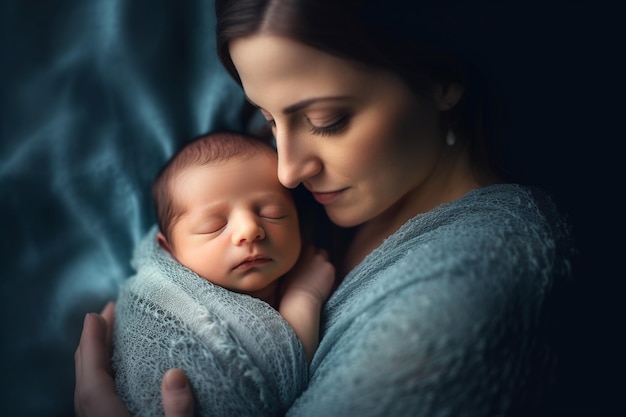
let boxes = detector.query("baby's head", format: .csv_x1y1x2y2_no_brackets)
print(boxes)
153,132,302,302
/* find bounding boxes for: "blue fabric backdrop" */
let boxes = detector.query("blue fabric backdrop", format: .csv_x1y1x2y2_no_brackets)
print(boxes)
0,2,249,416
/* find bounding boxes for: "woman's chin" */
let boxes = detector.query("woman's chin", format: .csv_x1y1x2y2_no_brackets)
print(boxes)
324,208,365,229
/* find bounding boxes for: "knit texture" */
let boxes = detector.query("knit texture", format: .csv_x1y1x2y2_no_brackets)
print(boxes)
112,227,307,417
288,184,573,416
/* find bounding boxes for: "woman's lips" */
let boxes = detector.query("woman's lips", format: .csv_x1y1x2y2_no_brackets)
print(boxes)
311,189,346,204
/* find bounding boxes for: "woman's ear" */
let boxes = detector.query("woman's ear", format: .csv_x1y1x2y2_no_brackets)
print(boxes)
156,232,173,254
434,83,465,111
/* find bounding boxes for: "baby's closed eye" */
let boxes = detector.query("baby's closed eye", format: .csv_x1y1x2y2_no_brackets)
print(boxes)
259,205,289,219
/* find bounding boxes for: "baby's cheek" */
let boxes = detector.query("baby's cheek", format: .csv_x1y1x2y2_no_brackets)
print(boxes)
276,224,302,264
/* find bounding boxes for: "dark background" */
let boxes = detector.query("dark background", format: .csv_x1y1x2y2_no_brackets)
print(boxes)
1,1,623,416
484,4,624,416
485,4,624,416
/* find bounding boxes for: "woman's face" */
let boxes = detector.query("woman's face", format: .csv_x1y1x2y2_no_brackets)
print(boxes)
230,35,453,228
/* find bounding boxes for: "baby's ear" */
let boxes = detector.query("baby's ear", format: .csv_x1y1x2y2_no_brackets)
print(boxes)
156,232,173,254
434,83,465,111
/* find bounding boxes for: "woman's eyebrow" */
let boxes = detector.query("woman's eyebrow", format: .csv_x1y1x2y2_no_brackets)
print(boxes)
283,96,350,114
247,96,351,115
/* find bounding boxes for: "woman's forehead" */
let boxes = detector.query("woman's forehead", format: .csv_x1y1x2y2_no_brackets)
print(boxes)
230,35,371,108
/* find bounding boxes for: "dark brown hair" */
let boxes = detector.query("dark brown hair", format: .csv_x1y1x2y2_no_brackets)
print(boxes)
215,0,503,182
152,131,276,240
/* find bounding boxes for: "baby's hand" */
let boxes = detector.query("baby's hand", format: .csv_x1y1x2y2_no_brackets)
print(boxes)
282,244,335,306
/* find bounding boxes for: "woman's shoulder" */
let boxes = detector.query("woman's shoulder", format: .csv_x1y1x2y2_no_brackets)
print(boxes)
411,183,573,271
445,183,563,223
414,183,572,246
340,183,574,302
326,183,574,322
336,183,574,290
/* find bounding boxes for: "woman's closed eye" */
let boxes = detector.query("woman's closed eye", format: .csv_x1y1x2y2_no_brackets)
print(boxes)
262,113,349,137
308,114,349,136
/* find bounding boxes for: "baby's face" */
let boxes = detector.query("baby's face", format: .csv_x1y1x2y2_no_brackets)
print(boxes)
167,152,301,298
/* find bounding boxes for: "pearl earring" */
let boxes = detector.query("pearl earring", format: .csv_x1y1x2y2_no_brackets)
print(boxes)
445,129,456,146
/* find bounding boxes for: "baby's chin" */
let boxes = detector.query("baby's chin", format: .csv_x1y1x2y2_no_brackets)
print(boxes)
232,269,282,295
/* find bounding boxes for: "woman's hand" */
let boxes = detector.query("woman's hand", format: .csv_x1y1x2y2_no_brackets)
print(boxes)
74,302,131,417
74,302,195,417
161,369,195,417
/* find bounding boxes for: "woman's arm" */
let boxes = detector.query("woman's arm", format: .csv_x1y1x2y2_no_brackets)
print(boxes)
74,302,195,417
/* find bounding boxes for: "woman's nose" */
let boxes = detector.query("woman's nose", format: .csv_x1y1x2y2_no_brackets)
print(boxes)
275,131,321,189
231,215,265,245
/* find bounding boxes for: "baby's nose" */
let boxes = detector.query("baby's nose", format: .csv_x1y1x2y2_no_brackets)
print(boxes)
232,216,265,245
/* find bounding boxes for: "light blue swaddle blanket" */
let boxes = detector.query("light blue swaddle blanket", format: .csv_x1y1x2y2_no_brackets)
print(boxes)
113,226,308,417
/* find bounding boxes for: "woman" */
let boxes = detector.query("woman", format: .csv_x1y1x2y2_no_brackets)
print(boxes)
75,0,574,416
